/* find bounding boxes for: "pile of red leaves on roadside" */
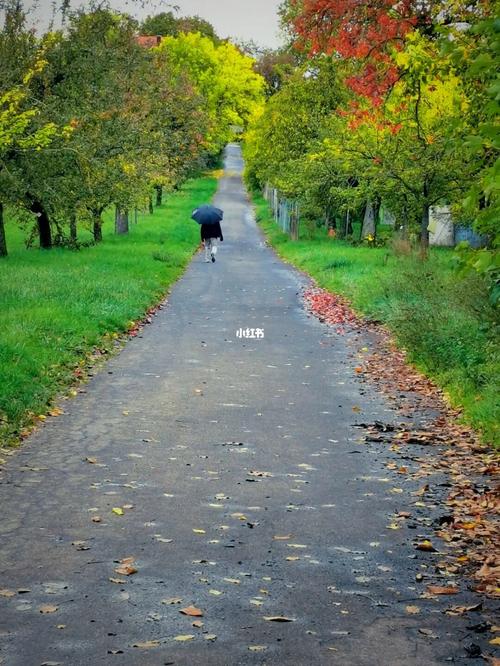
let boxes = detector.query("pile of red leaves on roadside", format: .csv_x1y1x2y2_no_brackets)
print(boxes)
303,287,361,333
303,283,499,599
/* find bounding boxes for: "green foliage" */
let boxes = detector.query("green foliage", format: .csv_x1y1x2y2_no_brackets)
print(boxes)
158,33,265,155
0,176,217,443
254,192,500,445
141,11,219,42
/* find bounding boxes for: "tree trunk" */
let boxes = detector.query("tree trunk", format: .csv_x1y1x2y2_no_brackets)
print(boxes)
31,200,52,249
420,202,430,259
69,213,77,243
361,201,376,239
115,206,129,235
93,211,103,243
0,202,7,257
149,196,154,215
155,184,162,207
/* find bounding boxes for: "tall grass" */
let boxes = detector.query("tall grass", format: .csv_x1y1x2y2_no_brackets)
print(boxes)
254,195,499,446
0,177,217,442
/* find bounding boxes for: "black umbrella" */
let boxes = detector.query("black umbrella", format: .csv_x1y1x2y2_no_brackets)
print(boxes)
191,204,224,225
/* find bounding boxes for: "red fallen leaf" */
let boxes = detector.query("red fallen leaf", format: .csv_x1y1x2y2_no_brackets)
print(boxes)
180,606,203,617
426,586,459,595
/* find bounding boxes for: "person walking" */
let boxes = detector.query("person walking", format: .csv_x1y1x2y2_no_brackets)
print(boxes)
191,204,224,264
201,220,223,263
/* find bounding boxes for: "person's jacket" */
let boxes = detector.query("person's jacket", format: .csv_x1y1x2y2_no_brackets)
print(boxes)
200,221,223,242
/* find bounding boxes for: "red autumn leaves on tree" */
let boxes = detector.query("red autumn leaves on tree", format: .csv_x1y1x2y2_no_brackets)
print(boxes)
288,0,420,102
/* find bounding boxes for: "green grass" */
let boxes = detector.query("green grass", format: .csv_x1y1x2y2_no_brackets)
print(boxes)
254,194,500,446
0,176,217,443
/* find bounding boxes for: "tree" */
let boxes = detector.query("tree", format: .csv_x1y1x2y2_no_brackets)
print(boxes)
0,7,59,256
141,11,219,42
157,33,265,157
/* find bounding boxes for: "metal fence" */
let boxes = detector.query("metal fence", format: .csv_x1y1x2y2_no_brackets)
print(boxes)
263,184,300,240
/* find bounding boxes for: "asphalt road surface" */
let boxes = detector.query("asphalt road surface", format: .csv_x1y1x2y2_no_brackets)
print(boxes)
0,145,487,665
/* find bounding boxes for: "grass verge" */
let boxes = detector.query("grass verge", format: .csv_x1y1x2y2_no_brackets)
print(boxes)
253,193,499,447
0,176,217,444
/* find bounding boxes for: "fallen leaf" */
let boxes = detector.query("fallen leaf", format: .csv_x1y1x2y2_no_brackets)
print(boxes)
109,578,126,585
209,590,223,596
416,541,437,552
490,638,500,646
273,535,293,541
174,635,195,642
72,541,90,551
0,589,16,598
39,605,58,614
162,597,182,605
223,578,240,585
248,645,267,652
426,586,459,595
192,620,204,628
85,457,97,464
91,516,102,523
180,606,203,617
132,640,160,649
193,529,206,535
286,556,300,561
287,544,308,549
112,508,124,516
446,603,482,616
114,557,138,576
419,628,438,638
204,634,217,641
406,606,421,614
263,616,295,622
122,504,134,510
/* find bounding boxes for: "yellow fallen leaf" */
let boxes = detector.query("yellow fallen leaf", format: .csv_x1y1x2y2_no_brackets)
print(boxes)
209,590,223,596
39,605,58,614
223,578,240,585
174,635,195,642
112,508,124,516
193,529,206,534
387,523,400,530
286,556,300,561
38,414,47,421
132,640,160,649
406,606,420,614
391,488,403,494
416,540,436,552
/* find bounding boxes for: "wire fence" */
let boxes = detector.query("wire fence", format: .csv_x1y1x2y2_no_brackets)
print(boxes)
263,184,300,240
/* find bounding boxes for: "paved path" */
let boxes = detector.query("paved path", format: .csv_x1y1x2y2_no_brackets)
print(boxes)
0,146,485,665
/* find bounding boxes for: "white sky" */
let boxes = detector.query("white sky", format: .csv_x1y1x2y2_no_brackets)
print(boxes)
21,0,285,49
